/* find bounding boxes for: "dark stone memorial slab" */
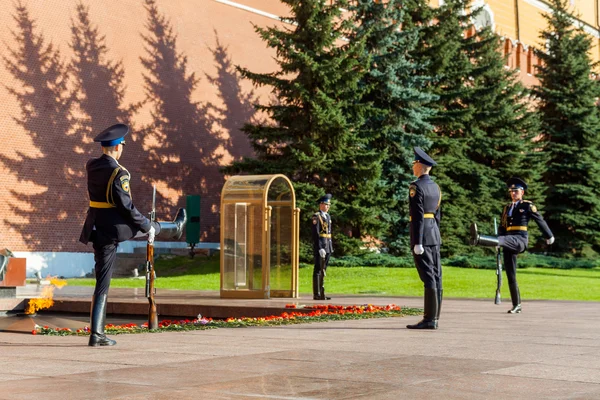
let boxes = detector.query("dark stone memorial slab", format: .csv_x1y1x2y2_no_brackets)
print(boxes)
0,286,17,298
0,312,151,334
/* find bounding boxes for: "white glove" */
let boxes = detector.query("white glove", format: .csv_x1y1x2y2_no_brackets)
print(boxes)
413,244,424,255
546,236,555,245
148,226,156,244
319,249,326,258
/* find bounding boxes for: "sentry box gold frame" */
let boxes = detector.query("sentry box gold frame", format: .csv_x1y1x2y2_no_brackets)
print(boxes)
220,175,300,299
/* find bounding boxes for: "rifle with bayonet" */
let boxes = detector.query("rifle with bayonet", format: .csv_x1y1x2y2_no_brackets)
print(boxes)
146,185,158,329
494,218,502,305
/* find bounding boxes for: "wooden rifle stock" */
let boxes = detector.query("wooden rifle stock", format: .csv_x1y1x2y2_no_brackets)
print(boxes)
146,242,158,329
146,185,158,329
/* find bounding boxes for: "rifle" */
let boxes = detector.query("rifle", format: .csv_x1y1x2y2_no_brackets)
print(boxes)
146,185,158,329
494,218,502,305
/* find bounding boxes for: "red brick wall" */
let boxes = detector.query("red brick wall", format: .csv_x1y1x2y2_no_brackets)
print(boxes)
0,0,541,254
0,0,289,252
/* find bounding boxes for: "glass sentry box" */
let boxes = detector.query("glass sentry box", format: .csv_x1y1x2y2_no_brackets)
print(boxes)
220,175,300,299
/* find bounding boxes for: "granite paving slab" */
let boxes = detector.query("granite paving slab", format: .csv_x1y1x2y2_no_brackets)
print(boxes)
0,291,597,399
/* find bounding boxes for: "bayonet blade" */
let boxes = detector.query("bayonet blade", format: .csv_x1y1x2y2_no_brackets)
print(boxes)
151,184,156,222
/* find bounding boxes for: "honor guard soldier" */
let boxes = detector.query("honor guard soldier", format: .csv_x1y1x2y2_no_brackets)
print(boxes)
470,177,554,313
407,147,443,330
312,194,333,300
80,124,187,346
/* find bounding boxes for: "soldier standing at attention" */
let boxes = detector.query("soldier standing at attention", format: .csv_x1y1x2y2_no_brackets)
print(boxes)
407,147,442,330
470,177,554,313
80,124,187,346
312,194,333,300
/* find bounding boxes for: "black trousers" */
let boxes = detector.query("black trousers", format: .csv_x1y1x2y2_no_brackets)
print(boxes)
91,222,159,296
499,235,528,286
92,234,118,297
413,245,442,290
313,252,330,278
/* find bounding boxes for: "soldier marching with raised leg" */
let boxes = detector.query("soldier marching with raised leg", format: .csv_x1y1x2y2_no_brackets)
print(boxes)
470,177,554,313
80,124,187,346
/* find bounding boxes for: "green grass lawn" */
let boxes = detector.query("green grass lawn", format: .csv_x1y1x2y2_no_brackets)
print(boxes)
67,254,600,301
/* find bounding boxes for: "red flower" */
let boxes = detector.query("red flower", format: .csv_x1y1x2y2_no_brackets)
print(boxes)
33,302,405,336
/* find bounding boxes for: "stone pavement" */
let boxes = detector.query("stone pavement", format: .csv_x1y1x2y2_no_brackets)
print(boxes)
0,290,599,399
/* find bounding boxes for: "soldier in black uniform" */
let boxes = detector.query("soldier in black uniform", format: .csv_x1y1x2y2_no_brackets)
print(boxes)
470,177,554,313
312,194,333,300
80,124,187,346
407,147,442,330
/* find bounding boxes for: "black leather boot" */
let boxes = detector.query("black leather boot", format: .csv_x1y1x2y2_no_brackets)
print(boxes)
436,288,443,323
312,274,320,300
470,223,499,247
508,282,522,313
89,294,116,346
407,288,438,329
156,208,187,240
318,273,330,300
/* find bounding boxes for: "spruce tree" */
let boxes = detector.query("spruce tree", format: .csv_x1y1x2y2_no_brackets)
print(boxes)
224,0,387,255
404,0,542,255
349,0,437,255
403,0,478,256
534,0,600,254
464,25,543,246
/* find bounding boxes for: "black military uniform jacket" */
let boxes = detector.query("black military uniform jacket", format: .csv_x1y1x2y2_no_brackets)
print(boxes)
409,174,441,246
499,200,553,239
312,211,333,254
80,154,151,245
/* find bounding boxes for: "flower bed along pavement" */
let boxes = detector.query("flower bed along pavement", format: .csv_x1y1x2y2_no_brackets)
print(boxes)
32,304,421,336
